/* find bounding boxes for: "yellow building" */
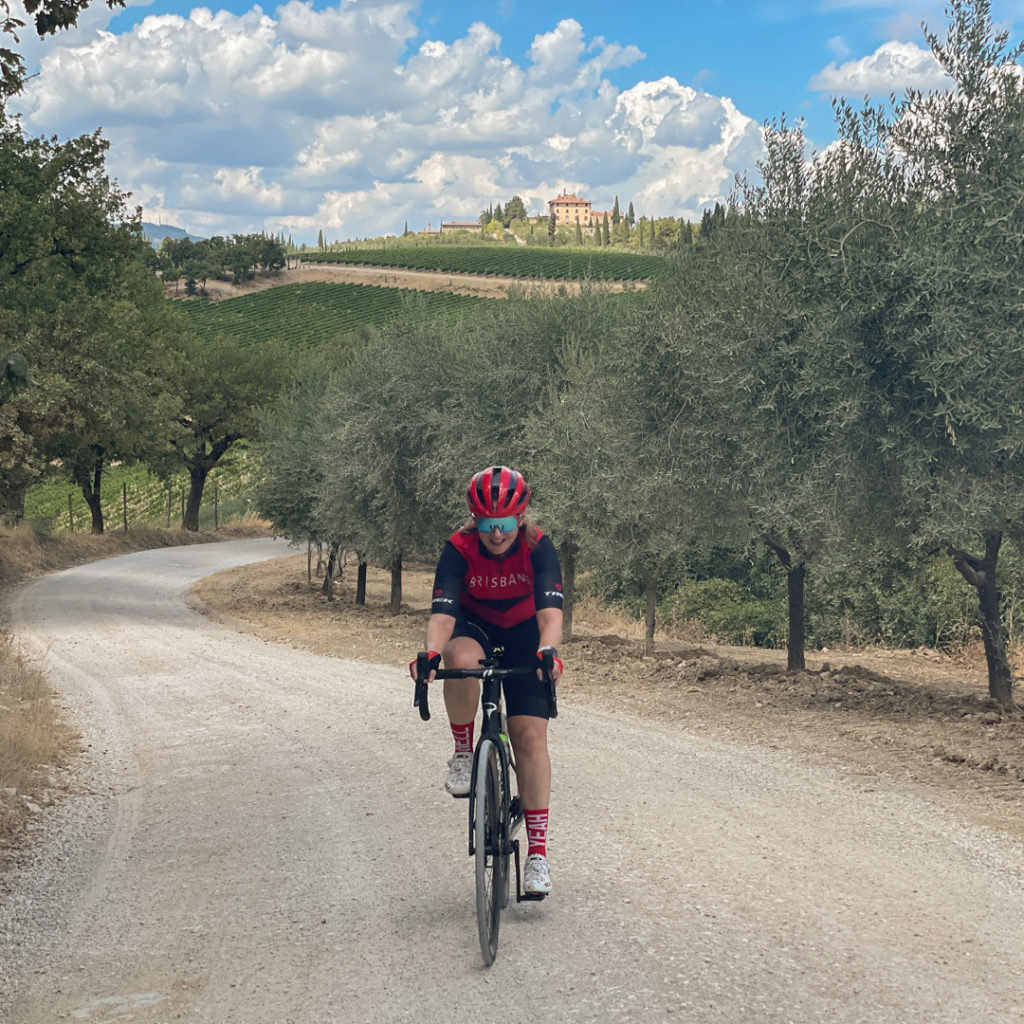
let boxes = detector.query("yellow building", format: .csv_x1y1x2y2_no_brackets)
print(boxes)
548,191,593,227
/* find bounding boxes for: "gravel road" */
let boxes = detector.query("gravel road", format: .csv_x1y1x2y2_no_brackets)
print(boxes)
2,539,1024,1024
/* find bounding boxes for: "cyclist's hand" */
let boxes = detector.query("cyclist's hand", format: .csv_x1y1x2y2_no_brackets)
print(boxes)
537,646,563,685
409,650,441,683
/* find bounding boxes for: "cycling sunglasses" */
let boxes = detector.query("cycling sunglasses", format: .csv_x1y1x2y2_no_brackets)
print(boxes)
476,515,519,534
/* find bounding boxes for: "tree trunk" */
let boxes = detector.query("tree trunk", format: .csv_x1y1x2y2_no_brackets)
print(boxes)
356,560,367,606
182,463,210,531
763,535,806,671
643,568,657,655
559,538,577,639
0,484,26,523
178,437,237,532
84,487,103,534
74,457,105,534
321,541,340,599
786,564,807,671
389,551,402,615
949,531,1015,708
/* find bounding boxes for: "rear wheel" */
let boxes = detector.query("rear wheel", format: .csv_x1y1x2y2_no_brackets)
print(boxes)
474,738,507,965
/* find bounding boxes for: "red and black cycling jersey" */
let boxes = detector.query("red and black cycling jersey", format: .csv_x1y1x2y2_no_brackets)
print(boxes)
430,528,563,628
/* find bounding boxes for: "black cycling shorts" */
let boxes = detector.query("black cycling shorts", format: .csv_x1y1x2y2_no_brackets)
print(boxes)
450,611,550,720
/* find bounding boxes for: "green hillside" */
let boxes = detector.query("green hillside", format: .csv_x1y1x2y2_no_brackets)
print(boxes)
182,281,486,346
302,245,662,281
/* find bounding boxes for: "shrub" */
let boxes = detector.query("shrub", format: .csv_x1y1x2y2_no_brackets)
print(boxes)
661,578,786,647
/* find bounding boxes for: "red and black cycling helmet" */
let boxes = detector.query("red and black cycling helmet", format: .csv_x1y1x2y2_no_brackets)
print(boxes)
466,466,531,518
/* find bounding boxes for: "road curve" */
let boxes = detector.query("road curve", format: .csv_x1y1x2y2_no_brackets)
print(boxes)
2,539,1024,1023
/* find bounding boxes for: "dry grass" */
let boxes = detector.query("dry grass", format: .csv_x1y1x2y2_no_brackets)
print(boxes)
569,592,711,646
0,634,80,858
0,516,273,874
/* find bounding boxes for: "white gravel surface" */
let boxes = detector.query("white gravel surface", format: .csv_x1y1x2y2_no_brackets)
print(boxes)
2,539,1024,1024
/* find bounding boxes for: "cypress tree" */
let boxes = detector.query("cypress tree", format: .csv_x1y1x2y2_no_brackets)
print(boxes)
612,196,620,225
699,208,713,241
602,213,610,246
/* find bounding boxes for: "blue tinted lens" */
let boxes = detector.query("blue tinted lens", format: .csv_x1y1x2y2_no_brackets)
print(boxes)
477,515,518,534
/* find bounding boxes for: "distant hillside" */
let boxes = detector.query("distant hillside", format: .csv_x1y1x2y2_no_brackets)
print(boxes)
181,281,485,348
141,222,205,248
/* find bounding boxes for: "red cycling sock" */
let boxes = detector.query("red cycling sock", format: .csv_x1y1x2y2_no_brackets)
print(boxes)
450,721,474,754
525,809,549,857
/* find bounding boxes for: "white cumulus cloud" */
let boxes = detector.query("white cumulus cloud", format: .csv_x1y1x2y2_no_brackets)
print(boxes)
12,1,765,242
808,40,949,96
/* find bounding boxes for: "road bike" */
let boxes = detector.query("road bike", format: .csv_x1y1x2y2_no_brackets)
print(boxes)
413,650,558,966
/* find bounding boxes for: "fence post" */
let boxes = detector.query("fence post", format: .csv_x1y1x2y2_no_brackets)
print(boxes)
67,493,74,533
214,481,219,531
122,481,128,533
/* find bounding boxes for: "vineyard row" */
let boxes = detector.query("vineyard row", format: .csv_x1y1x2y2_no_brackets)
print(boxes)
301,246,663,281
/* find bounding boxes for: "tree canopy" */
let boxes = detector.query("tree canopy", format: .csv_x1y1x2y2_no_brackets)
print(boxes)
253,1,1024,707
0,115,188,527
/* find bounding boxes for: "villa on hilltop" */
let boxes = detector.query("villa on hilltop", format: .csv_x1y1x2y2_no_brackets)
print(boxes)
427,192,611,235
547,191,612,228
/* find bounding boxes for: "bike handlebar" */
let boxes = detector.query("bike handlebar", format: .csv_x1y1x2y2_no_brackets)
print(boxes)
412,652,558,721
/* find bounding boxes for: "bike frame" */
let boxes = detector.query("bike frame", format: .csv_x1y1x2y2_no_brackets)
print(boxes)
466,666,542,904
414,653,557,903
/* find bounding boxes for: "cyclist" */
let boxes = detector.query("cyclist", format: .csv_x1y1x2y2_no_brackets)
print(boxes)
416,465,563,895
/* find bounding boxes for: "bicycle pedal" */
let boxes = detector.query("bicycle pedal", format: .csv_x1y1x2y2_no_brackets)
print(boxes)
517,891,547,902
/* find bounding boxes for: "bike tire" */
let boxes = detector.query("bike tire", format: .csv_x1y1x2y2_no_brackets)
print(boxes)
474,738,506,965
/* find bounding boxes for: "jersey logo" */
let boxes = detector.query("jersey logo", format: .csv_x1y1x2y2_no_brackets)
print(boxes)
467,572,530,590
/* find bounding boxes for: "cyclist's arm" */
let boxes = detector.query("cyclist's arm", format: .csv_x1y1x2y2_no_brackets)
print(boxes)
425,613,457,664
423,541,466,679
532,535,564,682
536,602,561,675
536,607,563,667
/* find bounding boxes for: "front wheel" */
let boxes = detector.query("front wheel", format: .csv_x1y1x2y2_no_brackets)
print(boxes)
474,738,508,965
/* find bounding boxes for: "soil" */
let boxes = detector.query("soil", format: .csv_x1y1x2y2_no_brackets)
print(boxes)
165,261,647,302
190,552,1024,843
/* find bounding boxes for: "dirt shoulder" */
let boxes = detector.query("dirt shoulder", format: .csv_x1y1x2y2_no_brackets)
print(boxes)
168,261,647,302
191,553,1024,843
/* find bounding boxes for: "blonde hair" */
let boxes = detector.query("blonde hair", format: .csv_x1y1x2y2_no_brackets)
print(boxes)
460,516,540,549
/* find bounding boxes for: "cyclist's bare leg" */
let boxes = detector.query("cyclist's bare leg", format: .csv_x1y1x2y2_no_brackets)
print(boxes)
441,635,485,728
506,715,551,810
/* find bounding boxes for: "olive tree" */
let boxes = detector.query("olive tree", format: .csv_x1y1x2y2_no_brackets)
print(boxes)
646,114,906,669
875,0,1024,706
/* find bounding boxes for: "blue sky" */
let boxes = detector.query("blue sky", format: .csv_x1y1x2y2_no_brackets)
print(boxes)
8,0,1024,242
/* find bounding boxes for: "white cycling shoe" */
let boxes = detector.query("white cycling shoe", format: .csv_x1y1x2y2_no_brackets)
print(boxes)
523,853,552,895
445,752,472,796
